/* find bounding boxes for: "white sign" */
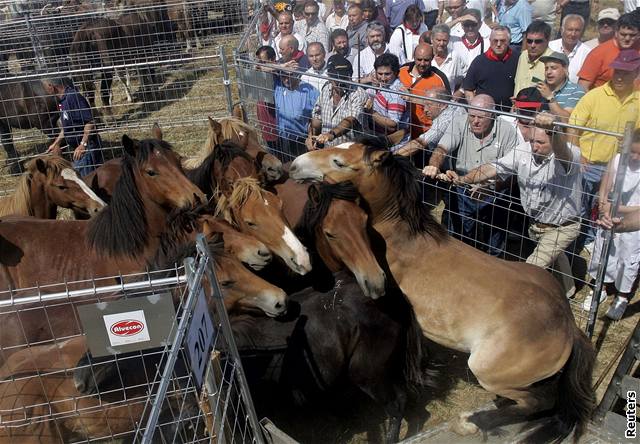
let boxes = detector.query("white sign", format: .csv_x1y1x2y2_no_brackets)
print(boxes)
186,288,214,387
103,310,151,347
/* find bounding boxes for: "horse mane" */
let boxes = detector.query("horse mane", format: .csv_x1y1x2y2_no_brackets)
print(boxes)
184,117,260,169
185,141,254,196
214,177,265,227
87,139,173,258
150,235,228,275
0,155,73,217
295,182,360,244
360,137,447,240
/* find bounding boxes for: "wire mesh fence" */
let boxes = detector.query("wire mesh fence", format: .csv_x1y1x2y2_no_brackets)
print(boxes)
0,235,263,443
0,0,248,181
234,8,639,335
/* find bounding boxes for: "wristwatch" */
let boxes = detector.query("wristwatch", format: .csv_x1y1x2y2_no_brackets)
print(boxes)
81,141,88,147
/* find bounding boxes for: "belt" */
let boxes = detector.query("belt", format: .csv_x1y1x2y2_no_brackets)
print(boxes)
533,218,579,229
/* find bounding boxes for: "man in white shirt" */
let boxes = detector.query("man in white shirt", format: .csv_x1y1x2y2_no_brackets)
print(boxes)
430,24,466,96
301,42,329,91
548,14,591,83
270,11,306,59
446,113,582,297
388,5,428,64
445,0,492,39
450,9,489,76
300,0,330,52
352,21,390,82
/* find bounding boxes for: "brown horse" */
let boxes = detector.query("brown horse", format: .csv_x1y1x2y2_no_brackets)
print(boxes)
184,116,284,182
215,177,311,276
0,155,105,219
289,138,595,443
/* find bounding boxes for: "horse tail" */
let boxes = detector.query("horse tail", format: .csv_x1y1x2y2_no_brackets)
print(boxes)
402,296,438,392
524,327,596,444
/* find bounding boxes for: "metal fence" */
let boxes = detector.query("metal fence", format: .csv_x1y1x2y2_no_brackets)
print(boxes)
0,0,245,178
233,7,639,337
0,235,262,443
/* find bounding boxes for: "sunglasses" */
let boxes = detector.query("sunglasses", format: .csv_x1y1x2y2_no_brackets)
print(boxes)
526,38,546,44
304,10,317,16
598,20,615,27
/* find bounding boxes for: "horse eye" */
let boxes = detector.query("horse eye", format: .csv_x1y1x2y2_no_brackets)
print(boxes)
57,185,68,190
146,169,157,177
245,221,257,228
220,280,235,288
333,158,345,168
324,231,336,240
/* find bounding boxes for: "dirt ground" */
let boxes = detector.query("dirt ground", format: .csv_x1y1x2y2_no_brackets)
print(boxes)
0,4,637,443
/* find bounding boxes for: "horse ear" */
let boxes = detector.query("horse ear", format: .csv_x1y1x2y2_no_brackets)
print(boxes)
34,158,47,175
307,184,321,205
122,135,137,157
370,150,391,167
151,122,163,140
207,116,222,137
232,103,247,123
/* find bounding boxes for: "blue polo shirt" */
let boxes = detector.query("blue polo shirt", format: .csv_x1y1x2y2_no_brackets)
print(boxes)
385,0,424,28
58,87,94,148
274,78,319,142
498,0,532,44
553,80,585,110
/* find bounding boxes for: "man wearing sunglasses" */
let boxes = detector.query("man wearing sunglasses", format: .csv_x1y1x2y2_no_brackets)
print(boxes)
584,8,619,49
513,20,553,96
578,12,639,90
301,0,329,53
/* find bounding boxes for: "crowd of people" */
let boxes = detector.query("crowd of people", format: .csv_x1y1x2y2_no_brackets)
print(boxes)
254,0,640,320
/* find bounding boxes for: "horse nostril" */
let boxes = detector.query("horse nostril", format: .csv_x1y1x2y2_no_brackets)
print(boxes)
258,249,270,257
275,302,283,309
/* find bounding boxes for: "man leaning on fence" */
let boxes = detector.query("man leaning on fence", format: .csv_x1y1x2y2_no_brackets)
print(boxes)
422,94,518,256
306,55,367,150
45,77,103,177
445,113,582,298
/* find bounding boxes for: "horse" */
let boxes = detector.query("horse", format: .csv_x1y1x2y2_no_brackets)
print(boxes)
0,336,202,443
231,272,430,444
0,155,105,219
0,79,59,173
214,177,311,276
289,138,596,443
184,116,284,182
260,181,386,299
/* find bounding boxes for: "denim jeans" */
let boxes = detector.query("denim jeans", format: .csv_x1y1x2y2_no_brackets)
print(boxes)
578,162,607,248
447,186,508,257
73,139,104,178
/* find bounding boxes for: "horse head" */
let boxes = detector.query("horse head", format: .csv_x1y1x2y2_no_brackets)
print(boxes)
27,155,106,217
215,177,311,275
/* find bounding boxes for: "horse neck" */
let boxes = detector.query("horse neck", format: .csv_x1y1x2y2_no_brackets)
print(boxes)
139,193,170,258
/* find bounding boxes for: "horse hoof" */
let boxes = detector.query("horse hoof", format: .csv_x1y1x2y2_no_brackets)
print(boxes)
450,412,479,436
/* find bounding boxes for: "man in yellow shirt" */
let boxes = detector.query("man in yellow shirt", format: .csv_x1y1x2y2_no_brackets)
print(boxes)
513,20,554,95
569,49,640,251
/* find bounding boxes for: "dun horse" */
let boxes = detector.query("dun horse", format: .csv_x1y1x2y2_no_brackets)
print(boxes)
0,155,105,218
289,138,595,443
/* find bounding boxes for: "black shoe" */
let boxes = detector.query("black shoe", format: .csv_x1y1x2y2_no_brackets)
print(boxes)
605,296,629,321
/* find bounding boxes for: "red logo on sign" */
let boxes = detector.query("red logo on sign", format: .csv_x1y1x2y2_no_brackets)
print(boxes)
110,320,145,336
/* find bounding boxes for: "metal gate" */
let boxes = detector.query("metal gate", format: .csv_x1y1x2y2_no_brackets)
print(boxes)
0,235,262,443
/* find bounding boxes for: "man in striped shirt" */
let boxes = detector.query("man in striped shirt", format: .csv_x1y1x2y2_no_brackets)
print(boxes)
535,51,585,118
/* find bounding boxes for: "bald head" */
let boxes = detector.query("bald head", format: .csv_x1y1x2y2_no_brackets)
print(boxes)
414,43,433,59
467,94,495,136
412,44,434,75
470,94,495,110
279,34,299,62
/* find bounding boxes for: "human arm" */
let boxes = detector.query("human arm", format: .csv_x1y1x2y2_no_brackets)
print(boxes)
422,145,448,177
73,121,95,161
577,78,593,91
47,127,65,155
437,0,444,24
315,116,361,146
534,113,573,169
396,138,425,156
306,117,323,150
536,82,571,118
447,163,499,184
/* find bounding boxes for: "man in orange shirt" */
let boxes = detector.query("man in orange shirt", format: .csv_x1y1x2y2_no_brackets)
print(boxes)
577,13,639,90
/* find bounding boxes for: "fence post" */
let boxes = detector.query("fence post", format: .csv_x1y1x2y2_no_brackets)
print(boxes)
585,122,635,338
24,13,44,70
220,46,234,115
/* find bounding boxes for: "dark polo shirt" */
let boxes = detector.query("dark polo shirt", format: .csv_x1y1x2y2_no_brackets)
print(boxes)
463,49,520,111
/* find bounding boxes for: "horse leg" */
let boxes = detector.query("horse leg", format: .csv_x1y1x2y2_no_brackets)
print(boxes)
0,125,22,174
122,69,133,102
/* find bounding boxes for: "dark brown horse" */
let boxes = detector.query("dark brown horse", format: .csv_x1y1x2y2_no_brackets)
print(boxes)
289,138,596,443
0,154,105,218
0,79,59,173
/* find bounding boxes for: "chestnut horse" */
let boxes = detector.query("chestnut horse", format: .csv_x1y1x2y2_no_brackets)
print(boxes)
289,139,595,443
214,177,311,276
183,116,284,182
0,155,105,219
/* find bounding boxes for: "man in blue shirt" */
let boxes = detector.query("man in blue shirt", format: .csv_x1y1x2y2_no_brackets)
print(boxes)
498,0,533,46
44,78,103,177
274,69,319,157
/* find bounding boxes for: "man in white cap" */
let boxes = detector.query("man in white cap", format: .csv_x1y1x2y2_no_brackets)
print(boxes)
548,14,592,83
584,8,620,49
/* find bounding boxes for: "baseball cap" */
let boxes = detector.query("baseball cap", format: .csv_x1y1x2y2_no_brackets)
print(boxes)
514,87,549,112
610,49,640,71
327,54,353,80
540,51,569,66
597,8,620,22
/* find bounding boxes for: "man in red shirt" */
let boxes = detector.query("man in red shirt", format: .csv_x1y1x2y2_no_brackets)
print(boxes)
577,13,639,90
398,44,450,138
